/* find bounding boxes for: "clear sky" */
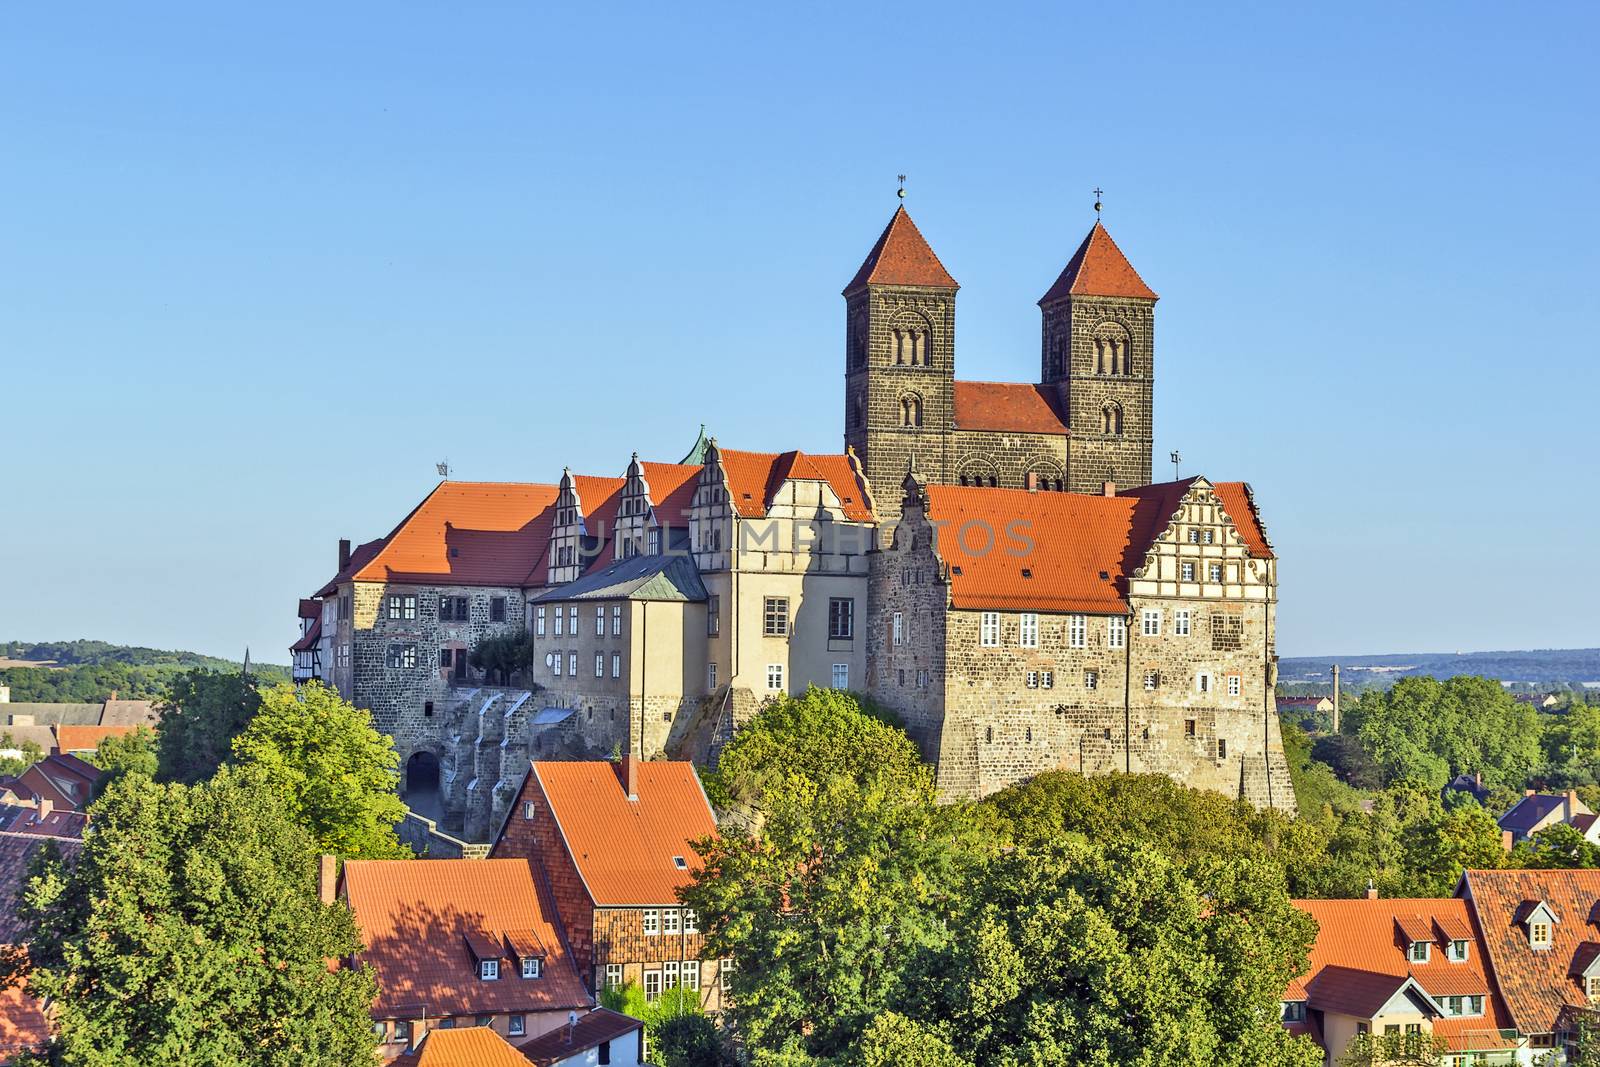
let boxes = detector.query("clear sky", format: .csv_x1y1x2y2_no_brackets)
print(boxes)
3,2,1596,662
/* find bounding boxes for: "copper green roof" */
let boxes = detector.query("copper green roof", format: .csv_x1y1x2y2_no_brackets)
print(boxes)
532,553,707,604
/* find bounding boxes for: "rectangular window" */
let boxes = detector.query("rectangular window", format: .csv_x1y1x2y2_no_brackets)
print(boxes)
439,596,469,622
1084,670,1098,690
892,612,904,646
595,652,605,678
508,1015,526,1036
1185,718,1196,737
613,604,623,636
831,663,849,689
1409,941,1430,963
1108,616,1126,649
642,909,660,935
684,909,699,933
552,653,562,677
1468,994,1483,1015
524,800,536,820
649,527,662,555
1141,609,1161,637
1196,672,1212,694
1531,921,1552,947
1026,670,1039,689
682,960,700,991
663,960,680,989
567,652,577,676
1041,670,1053,689
440,648,453,668
980,612,1000,647
480,959,499,981
395,1020,412,1047
663,909,681,935
336,644,350,668
613,652,622,679
403,645,417,668
706,595,719,636
828,598,855,639
1174,610,1191,637
1209,562,1224,583
388,594,401,619
707,662,717,690
401,595,417,620
386,644,404,669
1211,613,1243,651
1144,671,1160,691
536,606,547,636
1020,613,1040,648
555,608,565,636
766,663,784,691
764,597,789,637
643,968,662,1002
490,597,506,622
916,669,929,688
1227,674,1241,697
1067,615,1086,649
605,964,623,989
596,606,605,636
1217,738,1228,759
339,593,351,620
1188,529,1200,544
1448,939,1468,962
569,606,578,634
1180,562,1196,582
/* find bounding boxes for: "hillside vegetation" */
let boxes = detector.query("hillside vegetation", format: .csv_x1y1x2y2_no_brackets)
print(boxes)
0,639,288,703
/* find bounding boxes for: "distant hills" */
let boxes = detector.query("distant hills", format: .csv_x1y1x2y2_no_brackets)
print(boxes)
0,639,288,703
1279,648,1600,690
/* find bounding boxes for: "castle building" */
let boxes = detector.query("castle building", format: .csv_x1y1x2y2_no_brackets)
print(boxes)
294,204,1295,830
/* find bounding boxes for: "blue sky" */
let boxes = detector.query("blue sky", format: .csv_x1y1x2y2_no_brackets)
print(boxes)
2,2,1596,661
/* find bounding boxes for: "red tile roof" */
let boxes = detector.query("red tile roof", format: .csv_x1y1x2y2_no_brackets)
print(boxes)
298,598,321,620
0,805,88,840
843,206,958,293
343,859,590,1022
1290,897,1513,1052
392,1025,536,1067
530,759,717,907
314,537,388,598
1211,482,1274,559
289,615,322,653
952,381,1068,435
17,755,100,814
53,724,139,754
519,1008,642,1067
0,968,49,1062
1462,868,1600,1034
1038,221,1158,303
638,463,702,529
348,482,562,589
716,448,873,523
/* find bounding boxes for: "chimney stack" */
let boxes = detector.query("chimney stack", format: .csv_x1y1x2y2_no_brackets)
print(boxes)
37,798,52,821
1568,790,1581,816
1526,788,1537,797
620,754,639,802
318,854,338,905
1102,480,1117,497
338,538,352,570
1365,880,1378,901
1502,829,1516,851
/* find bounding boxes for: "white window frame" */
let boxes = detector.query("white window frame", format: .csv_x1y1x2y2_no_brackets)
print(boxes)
551,653,562,677
1084,670,1098,690
596,606,605,636
1531,921,1552,947
567,652,577,676
555,608,565,636
980,612,1000,647
682,960,700,992
595,652,605,678
1196,672,1212,695
521,956,540,979
643,968,662,1002
1180,561,1196,582
536,606,546,636
480,959,500,981
1020,613,1039,649
508,1014,526,1037
707,662,717,690
605,963,623,989
613,604,623,635
1026,670,1039,689
1141,609,1161,637
684,909,699,933
1144,671,1160,691
663,960,680,989
892,612,904,646
1174,610,1191,637
1209,562,1224,582
831,663,849,689
1108,616,1126,649
1409,940,1430,963
1227,674,1241,697
612,652,622,679
766,663,784,691
663,908,681,935
1041,669,1053,689
1068,614,1086,649
642,909,660,936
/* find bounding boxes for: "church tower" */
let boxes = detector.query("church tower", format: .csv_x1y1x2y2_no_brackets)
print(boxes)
1038,222,1158,492
842,206,958,532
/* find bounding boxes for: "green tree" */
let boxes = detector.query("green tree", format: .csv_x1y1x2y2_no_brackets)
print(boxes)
0,731,45,777
8,768,378,1066
1400,795,1506,894
231,682,408,859
1514,822,1600,869
1347,676,1540,791
652,1013,736,1067
88,727,159,797
155,669,262,784
855,1012,971,1067
1336,1029,1447,1066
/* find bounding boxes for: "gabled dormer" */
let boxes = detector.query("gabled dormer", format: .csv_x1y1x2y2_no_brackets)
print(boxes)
1395,915,1436,963
1519,900,1560,949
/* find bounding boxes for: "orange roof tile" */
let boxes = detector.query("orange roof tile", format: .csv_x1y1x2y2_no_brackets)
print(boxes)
638,462,702,529
1289,897,1513,1050
952,381,1068,435
314,536,387,598
0,968,49,1061
716,448,873,523
348,482,561,589
520,1008,642,1067
53,724,139,754
1039,221,1157,303
1211,482,1273,559
529,760,717,907
342,859,590,1021
1463,868,1600,1034
392,1025,535,1067
843,206,958,293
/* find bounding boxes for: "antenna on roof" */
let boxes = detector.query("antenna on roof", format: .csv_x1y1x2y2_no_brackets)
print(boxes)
1093,186,1103,218
436,460,450,480
1170,450,1181,480
897,174,907,200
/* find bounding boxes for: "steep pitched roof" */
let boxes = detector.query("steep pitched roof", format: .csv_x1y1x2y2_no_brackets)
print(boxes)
528,760,717,907
1039,221,1158,303
520,1008,642,1067
0,969,49,1063
342,858,590,1021
531,554,707,604
392,1025,536,1067
53,724,139,754
1290,897,1514,1052
716,448,874,523
1211,482,1274,559
18,755,99,813
0,834,80,941
1499,794,1570,834
843,206,958,293
1462,868,1600,1034
639,462,703,529
313,537,388,598
348,482,562,589
952,381,1069,435
98,699,157,727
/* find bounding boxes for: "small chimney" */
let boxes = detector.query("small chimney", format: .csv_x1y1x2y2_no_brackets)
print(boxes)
620,754,639,802
108,690,118,702
338,538,352,570
1365,880,1378,901
1474,771,1482,788
1526,788,1537,797
1502,829,1516,851
318,854,338,905
37,798,53,821
1102,480,1116,497
1568,790,1581,816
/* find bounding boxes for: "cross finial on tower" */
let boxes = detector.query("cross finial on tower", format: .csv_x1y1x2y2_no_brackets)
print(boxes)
1093,187,1103,218
897,174,907,200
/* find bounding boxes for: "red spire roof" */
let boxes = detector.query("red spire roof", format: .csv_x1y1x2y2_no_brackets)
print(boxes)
1039,221,1158,303
843,206,958,293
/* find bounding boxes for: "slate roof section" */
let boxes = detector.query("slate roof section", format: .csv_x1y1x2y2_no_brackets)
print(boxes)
716,448,874,523
530,759,718,907
392,1025,537,1067
1,704,103,728
1038,220,1158,303
349,482,563,589
952,381,1069,435
843,205,958,293
1462,868,1600,1034
0,833,79,942
1499,794,1569,834
531,554,707,605
342,858,591,1022
520,1007,643,1067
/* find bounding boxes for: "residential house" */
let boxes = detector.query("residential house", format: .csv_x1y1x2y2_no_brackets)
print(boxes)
1279,696,1336,717
51,724,139,757
16,754,99,814
1286,894,1522,1065
491,757,727,1011
519,1008,644,1067
291,597,324,682
1459,868,1600,1060
391,1026,540,1067
1499,791,1598,847
341,858,592,1059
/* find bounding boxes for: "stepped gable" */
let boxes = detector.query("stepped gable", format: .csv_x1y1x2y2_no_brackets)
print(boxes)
638,462,703,528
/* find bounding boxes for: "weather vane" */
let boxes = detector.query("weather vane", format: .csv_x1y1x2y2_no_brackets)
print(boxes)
897,174,906,200
1093,187,1103,218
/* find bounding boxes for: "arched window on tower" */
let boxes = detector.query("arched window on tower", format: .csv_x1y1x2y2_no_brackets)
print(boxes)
1101,402,1124,436
913,329,927,366
851,394,864,430
1093,323,1131,376
901,395,923,427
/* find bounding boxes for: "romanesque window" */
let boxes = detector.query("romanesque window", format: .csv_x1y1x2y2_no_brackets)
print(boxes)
851,310,868,370
901,394,923,427
1101,402,1124,435
892,321,929,366
1093,323,1131,375
1047,336,1069,378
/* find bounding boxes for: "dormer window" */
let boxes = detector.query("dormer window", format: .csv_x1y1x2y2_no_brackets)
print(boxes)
1408,940,1431,963
1531,921,1553,948
1588,975,1600,1001
480,959,500,981
521,956,541,979
1447,939,1469,962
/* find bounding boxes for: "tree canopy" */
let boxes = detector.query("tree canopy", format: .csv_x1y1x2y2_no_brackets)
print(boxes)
154,669,263,784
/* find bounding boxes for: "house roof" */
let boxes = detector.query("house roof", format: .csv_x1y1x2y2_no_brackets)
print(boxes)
0,969,49,1063
952,381,1069,435
1290,897,1513,1051
289,615,322,653
298,598,321,620
531,554,707,605
1038,221,1158,303
314,537,388,598
843,205,958,293
1499,794,1570,834
639,463,703,530
0,803,87,840
1,703,103,728
53,724,139,754
519,1008,642,1067
342,858,590,1022
715,448,873,524
392,1025,536,1067
349,482,563,589
18,755,100,813
1462,868,1600,1033
0,833,80,941
527,759,717,907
